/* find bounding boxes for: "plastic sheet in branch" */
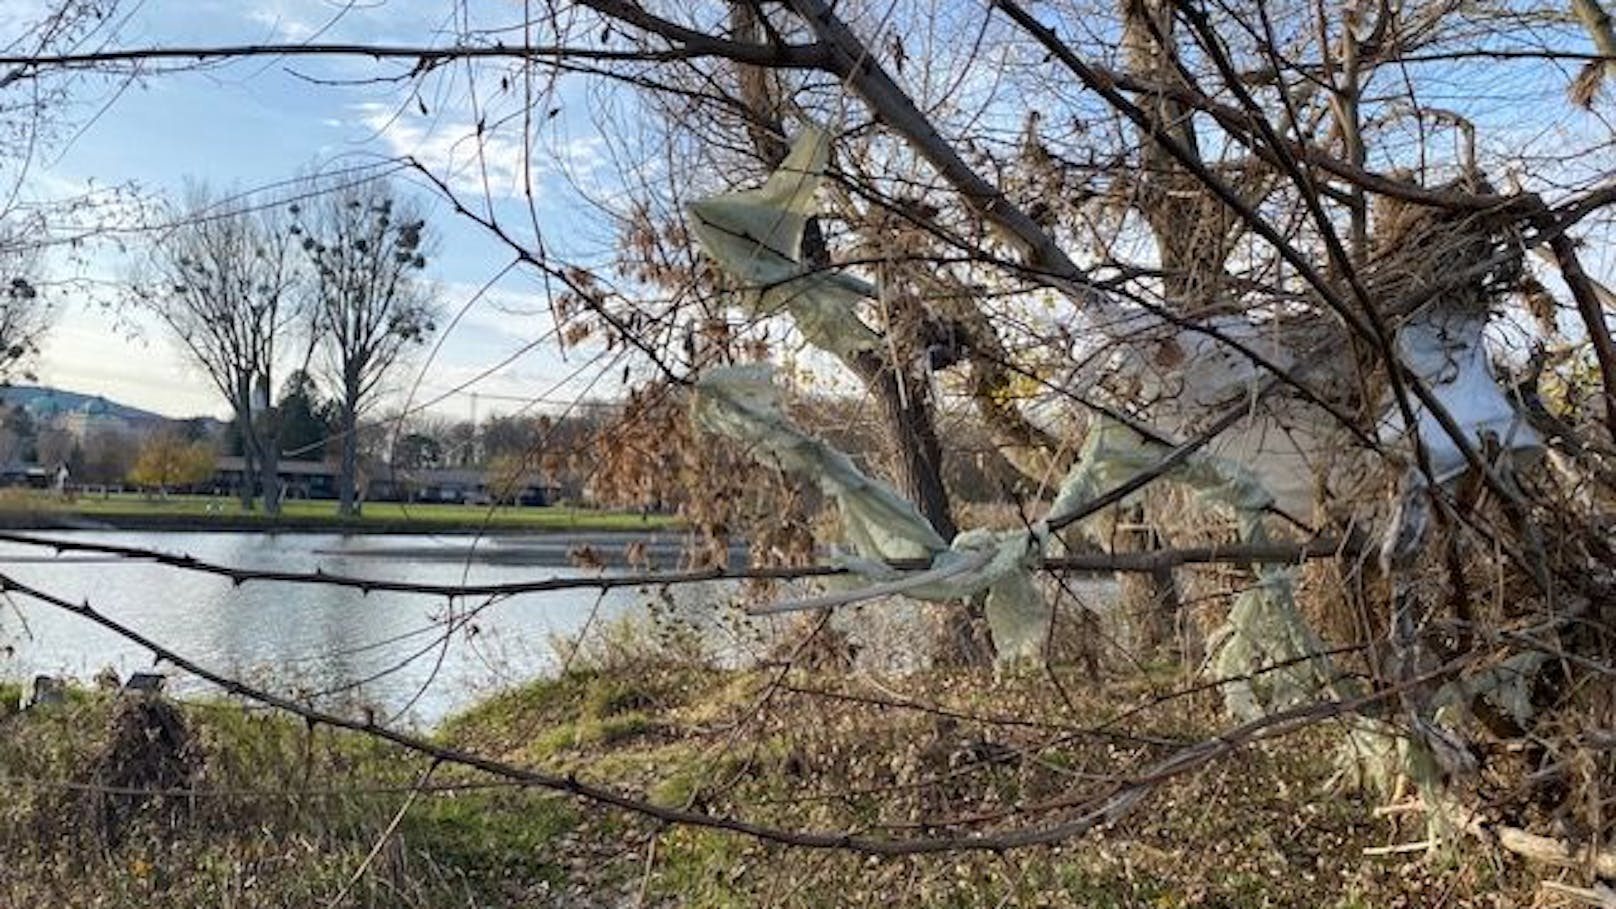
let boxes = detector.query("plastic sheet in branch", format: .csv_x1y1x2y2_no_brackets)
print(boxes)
1044,416,1275,534
691,365,947,562
1378,305,1543,483
1042,416,1337,718
686,124,882,360
691,366,1052,661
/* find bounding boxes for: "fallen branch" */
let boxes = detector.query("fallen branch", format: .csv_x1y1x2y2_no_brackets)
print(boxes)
1490,825,1616,878
1540,880,1616,907
1460,808,1616,878
1549,233,1616,446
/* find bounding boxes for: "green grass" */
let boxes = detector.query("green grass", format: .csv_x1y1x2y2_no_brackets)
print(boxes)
532,711,653,758
401,791,576,884
0,490,676,532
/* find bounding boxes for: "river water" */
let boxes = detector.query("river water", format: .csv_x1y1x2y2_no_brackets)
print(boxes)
0,531,1118,728
0,531,745,727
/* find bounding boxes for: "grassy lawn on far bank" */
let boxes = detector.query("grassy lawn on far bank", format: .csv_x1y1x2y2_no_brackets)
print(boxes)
0,490,676,532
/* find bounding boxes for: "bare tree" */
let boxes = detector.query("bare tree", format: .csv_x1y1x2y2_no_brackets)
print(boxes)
134,185,306,513
6,0,1616,888
0,1,146,330
0,402,34,464
293,178,437,516
0,235,54,381
0,0,99,386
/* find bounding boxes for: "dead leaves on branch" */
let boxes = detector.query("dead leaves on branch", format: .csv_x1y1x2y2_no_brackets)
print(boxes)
584,380,817,570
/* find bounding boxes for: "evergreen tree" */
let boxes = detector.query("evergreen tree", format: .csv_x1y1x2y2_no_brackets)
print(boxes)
277,369,334,461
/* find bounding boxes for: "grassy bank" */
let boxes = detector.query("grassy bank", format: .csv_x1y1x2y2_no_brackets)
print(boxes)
0,661,1545,908
0,490,676,534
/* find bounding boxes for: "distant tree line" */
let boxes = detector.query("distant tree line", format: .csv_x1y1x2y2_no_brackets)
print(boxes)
0,401,217,487
379,407,610,505
132,176,439,516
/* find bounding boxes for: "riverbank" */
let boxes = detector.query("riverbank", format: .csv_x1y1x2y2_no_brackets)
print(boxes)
0,491,677,535
0,662,1539,907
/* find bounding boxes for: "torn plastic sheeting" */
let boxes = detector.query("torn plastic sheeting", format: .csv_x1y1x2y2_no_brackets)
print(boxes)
1431,652,1548,729
1333,716,1423,798
692,366,1052,661
686,125,1322,671
911,529,1048,662
1044,416,1336,718
686,125,882,359
682,124,1050,661
1070,306,1336,518
697,374,1322,671
1140,312,1333,518
692,365,947,561
1116,313,1299,419
1044,417,1161,523
813,530,1051,661
1045,416,1274,537
1379,305,1543,484
971,533,1050,663
1206,570,1336,721
690,378,1326,675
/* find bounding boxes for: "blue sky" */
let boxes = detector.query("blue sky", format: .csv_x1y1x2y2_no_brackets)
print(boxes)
12,0,618,420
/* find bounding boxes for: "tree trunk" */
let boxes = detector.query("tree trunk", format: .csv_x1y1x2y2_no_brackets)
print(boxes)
237,396,281,516
257,413,282,516
1108,0,1224,662
859,358,955,539
239,453,256,510
337,398,359,517
234,409,256,511
854,355,990,665
1114,505,1179,655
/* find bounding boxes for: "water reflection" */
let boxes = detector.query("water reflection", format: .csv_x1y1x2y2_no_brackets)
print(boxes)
0,531,713,727
0,531,1117,728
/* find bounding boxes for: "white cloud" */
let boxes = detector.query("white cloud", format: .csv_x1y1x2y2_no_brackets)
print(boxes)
352,93,613,206
37,310,227,418
0,0,55,29
355,101,532,202
244,4,317,42
549,135,610,185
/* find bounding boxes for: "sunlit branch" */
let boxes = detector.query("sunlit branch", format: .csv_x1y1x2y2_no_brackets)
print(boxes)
0,531,1357,598
0,39,830,71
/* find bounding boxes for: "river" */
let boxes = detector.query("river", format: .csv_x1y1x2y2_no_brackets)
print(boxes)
0,530,745,727
0,530,1118,728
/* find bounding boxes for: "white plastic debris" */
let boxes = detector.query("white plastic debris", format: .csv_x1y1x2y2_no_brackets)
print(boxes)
686,125,882,360
684,124,1539,713
691,365,947,562
1378,304,1543,483
1044,416,1337,719
692,366,1054,662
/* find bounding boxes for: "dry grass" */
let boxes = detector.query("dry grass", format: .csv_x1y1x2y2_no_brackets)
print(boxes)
0,658,1587,907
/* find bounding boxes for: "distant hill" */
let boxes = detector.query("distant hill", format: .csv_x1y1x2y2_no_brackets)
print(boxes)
0,385,177,424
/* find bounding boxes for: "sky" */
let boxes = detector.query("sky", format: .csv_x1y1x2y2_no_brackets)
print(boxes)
8,0,620,420
9,0,1616,424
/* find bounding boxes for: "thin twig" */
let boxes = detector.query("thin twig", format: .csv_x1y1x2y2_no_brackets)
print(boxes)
325,759,440,909
1549,234,1616,446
